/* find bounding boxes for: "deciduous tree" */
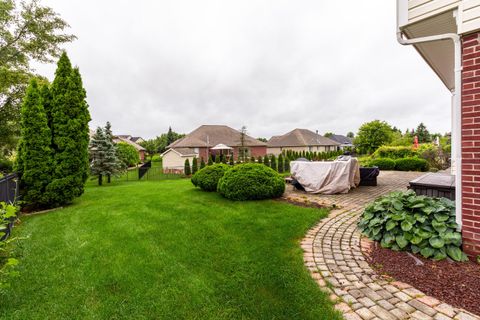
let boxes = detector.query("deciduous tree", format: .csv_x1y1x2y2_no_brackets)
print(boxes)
354,120,393,154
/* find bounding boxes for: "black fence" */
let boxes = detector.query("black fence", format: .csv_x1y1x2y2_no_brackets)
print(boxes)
138,161,152,179
0,173,18,204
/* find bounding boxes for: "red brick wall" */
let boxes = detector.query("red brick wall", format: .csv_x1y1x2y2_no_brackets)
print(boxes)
461,33,480,256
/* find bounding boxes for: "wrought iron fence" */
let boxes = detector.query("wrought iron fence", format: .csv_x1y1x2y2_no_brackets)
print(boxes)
0,173,18,204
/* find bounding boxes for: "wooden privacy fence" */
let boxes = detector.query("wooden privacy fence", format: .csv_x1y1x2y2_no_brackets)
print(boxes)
0,173,18,204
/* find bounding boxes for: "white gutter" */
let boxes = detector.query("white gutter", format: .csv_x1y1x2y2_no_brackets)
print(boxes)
396,0,463,227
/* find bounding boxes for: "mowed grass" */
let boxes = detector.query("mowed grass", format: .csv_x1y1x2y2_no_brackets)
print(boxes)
0,179,340,320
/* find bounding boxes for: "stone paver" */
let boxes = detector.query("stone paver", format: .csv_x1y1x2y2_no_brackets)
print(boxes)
288,171,480,320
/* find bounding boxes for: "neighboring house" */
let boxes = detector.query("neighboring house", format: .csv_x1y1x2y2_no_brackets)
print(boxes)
162,125,267,172
397,0,480,256
267,129,340,156
113,136,146,162
328,134,354,150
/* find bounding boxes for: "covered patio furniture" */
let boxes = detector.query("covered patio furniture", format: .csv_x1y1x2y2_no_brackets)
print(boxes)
290,158,360,194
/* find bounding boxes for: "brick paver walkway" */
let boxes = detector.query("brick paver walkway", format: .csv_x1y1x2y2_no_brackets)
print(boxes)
285,171,479,320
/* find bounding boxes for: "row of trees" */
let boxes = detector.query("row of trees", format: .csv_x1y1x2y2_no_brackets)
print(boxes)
15,53,90,208
183,149,344,175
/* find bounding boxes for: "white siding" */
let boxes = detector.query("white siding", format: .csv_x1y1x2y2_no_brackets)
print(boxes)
162,150,195,172
407,0,460,24
402,0,480,34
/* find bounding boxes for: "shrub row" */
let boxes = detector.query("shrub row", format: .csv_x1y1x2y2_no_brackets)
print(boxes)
358,190,467,262
191,163,285,201
366,157,428,171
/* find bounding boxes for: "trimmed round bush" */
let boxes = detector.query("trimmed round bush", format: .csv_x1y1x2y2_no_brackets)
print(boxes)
395,157,428,172
191,163,229,191
366,158,396,170
217,163,285,201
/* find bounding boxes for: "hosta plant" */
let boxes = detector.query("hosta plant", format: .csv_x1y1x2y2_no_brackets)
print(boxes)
358,190,468,262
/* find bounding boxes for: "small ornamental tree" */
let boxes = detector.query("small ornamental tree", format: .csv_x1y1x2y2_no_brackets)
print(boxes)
277,154,284,173
192,157,198,174
270,154,277,171
116,142,139,167
284,158,290,172
208,155,213,165
200,157,206,169
184,158,191,176
17,79,53,207
229,156,234,166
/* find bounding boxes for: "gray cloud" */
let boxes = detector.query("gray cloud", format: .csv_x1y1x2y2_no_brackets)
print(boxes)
34,0,452,139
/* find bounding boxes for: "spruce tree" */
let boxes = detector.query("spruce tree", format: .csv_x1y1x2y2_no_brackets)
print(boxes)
18,79,53,207
192,157,198,174
208,155,213,165
89,127,107,185
104,122,123,182
278,154,284,173
46,53,91,205
200,157,206,169
184,159,191,175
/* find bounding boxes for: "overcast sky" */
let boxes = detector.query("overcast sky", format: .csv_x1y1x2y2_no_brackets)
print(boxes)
34,0,452,139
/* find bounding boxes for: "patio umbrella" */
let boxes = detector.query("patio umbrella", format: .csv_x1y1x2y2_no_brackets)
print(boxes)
210,144,233,150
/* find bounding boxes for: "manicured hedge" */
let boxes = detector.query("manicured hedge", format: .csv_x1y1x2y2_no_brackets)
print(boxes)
366,158,396,170
395,157,428,172
358,190,467,261
372,146,418,159
217,163,285,201
191,163,229,192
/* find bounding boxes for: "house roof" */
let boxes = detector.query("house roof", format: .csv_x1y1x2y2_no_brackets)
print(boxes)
113,136,146,151
130,137,143,143
267,129,340,147
161,147,197,157
328,134,353,145
168,125,266,148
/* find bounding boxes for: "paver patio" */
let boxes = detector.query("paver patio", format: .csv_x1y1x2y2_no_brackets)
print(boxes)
284,171,480,320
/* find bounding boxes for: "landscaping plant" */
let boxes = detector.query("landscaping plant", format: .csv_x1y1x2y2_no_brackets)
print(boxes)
191,163,229,191
218,163,285,201
184,159,191,176
394,157,428,172
116,142,140,167
358,190,468,262
192,157,198,174
0,202,20,289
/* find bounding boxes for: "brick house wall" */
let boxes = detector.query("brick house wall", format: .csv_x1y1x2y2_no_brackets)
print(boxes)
461,33,480,256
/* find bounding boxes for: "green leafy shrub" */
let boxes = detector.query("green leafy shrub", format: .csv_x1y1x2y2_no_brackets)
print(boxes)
0,202,20,288
218,163,285,201
358,190,467,262
191,164,229,192
395,157,428,172
373,146,417,159
0,159,13,174
116,142,140,167
366,158,396,170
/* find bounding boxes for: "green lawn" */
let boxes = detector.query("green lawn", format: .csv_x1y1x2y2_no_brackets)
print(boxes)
0,179,340,320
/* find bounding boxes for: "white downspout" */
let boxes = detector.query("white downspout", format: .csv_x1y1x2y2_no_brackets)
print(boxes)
396,0,463,227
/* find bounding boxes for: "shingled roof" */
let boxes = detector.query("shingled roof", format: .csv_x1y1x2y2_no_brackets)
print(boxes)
328,134,353,145
267,129,340,147
168,125,266,148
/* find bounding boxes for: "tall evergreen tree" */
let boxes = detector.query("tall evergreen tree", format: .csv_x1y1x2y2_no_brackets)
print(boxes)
18,79,53,207
200,157,206,169
208,155,213,165
46,53,91,205
263,155,269,166
103,122,123,182
270,154,277,171
184,159,191,175
192,157,198,174
278,154,284,173
166,126,175,146
89,123,122,185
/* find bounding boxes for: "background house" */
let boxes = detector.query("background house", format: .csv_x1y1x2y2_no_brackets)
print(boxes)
267,129,340,156
328,134,354,150
397,0,480,256
113,135,146,162
162,125,267,172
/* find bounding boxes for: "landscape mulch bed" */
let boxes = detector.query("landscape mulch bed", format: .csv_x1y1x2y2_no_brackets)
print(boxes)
363,240,480,316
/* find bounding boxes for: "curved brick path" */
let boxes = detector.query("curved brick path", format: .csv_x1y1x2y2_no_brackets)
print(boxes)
285,171,479,320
